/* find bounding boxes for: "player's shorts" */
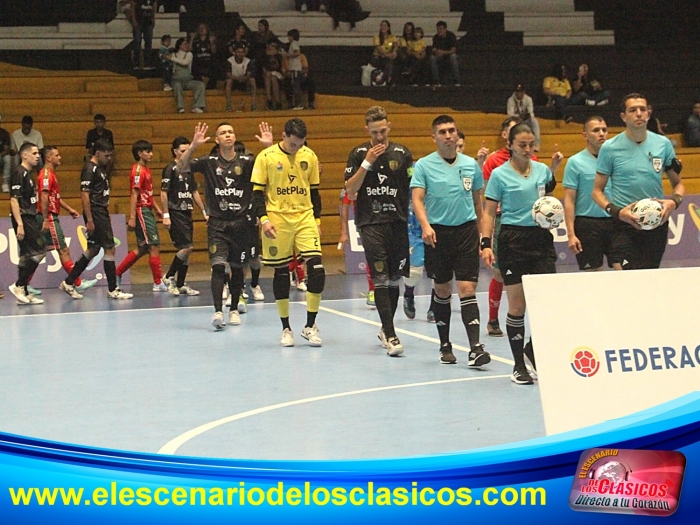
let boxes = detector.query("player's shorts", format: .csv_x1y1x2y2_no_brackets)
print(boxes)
38,213,67,251
492,214,502,270
261,209,321,266
208,215,255,267
424,220,480,284
135,207,160,247
408,225,424,267
574,216,617,270
12,213,46,258
359,221,410,282
611,220,668,270
497,224,556,286
168,209,193,250
85,206,115,250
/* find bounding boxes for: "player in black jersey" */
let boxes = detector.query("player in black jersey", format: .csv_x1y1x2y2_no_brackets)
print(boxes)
161,136,208,296
345,106,413,356
177,121,273,330
62,140,133,300
8,142,46,305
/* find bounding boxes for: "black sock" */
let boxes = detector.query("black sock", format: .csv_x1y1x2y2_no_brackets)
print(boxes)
104,260,117,291
211,265,227,312
433,293,452,345
176,264,188,288
506,314,526,367
404,285,414,298
17,260,38,287
388,285,399,316
306,311,317,328
429,288,437,312
281,317,291,330
460,295,481,348
66,254,90,286
374,286,395,338
250,266,260,288
228,267,244,306
166,255,183,280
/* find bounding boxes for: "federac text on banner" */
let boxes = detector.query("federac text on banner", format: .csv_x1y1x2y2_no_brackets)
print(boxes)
9,482,546,508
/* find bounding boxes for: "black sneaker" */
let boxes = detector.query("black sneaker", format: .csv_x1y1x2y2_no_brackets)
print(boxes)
468,343,491,368
511,365,534,385
439,343,457,364
403,295,416,320
487,319,504,337
523,340,537,380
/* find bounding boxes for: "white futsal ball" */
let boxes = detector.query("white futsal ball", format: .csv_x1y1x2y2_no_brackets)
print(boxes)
532,196,564,229
631,198,663,230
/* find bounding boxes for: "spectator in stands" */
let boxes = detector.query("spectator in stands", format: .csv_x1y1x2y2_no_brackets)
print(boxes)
686,101,700,146
86,114,116,175
283,52,317,110
225,45,257,112
400,25,428,86
227,22,250,58
263,41,284,110
646,103,668,136
252,19,277,83
507,84,541,151
0,115,12,193
571,63,610,106
284,29,305,109
168,37,206,114
327,0,362,30
133,0,157,69
159,34,174,91
12,116,44,169
372,20,398,86
190,23,222,90
543,64,573,123
430,21,460,86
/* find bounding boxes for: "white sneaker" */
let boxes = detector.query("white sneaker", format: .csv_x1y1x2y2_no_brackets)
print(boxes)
212,311,225,330
108,288,133,300
59,281,83,300
1,182,9,193
191,107,204,113
222,284,229,299
241,290,249,300
280,328,295,347
163,84,173,91
153,280,168,292
301,324,322,346
75,279,98,292
25,294,44,305
166,278,180,295
251,285,265,301
378,329,388,348
301,3,307,12
179,285,200,296
297,280,307,292
385,335,404,357
228,310,241,325
9,284,30,304
237,295,247,313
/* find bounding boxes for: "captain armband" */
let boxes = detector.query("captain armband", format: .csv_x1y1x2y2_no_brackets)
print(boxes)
665,157,682,174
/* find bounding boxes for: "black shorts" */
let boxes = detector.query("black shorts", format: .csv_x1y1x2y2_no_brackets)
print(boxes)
169,209,193,250
424,221,480,284
497,224,556,286
611,220,668,270
359,221,410,282
86,206,115,250
207,216,254,267
574,216,617,270
12,214,46,258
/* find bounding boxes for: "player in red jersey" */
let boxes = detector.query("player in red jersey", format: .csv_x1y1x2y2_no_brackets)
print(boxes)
115,140,166,291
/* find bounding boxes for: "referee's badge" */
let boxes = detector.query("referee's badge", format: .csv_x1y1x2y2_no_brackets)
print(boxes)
234,166,242,175
389,160,399,171
462,177,472,191
652,158,662,173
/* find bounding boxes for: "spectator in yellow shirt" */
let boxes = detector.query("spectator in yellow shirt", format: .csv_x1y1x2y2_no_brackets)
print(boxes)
542,64,574,123
399,23,428,85
372,20,398,85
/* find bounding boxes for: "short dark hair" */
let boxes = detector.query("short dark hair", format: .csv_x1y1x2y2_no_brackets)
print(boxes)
132,139,153,161
507,123,534,144
431,114,455,129
171,136,190,157
18,142,37,155
41,145,57,163
93,113,106,122
258,18,269,31
175,37,187,51
161,34,171,44
21,115,33,125
288,29,300,41
234,140,247,155
457,130,465,140
284,118,307,139
621,92,647,112
365,105,387,124
436,21,447,28
500,116,521,132
584,115,606,130
92,139,114,154
216,122,233,133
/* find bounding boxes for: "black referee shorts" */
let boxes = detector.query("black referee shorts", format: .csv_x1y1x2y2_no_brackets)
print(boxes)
497,224,556,286
424,220,480,284
611,220,668,270
359,221,410,282
573,216,617,270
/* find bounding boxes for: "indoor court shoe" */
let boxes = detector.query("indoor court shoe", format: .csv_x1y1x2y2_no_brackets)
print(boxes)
153,280,168,292
427,309,435,323
237,295,247,313
296,279,307,292
403,295,416,320
108,288,133,300
251,285,265,301
301,325,322,346
26,285,42,295
166,278,180,295
228,310,241,326
366,290,375,308
523,341,537,380
25,294,44,305
211,311,226,331
439,342,457,364
511,365,534,385
378,328,388,348
281,328,295,347
59,281,83,300
385,336,404,357
468,343,491,368
487,319,503,337
9,284,30,304
179,285,200,296
241,290,249,299
191,108,204,113
75,279,98,292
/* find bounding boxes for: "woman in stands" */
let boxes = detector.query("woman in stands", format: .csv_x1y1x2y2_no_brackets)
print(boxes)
372,20,398,85
189,23,222,90
399,23,428,86
252,19,277,85
571,63,610,106
480,123,557,386
168,37,206,113
263,41,284,110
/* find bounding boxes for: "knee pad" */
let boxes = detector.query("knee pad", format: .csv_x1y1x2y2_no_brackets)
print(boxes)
273,266,291,299
305,256,325,294
404,265,423,288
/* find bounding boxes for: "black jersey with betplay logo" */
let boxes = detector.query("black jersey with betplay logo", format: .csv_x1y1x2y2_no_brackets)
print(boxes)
10,166,38,215
345,141,413,227
80,161,110,209
189,153,254,220
162,161,198,212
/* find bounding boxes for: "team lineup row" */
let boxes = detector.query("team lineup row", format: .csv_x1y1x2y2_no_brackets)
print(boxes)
7,94,684,385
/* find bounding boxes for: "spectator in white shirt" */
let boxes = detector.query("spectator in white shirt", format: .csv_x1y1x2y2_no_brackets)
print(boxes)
507,84,541,151
12,115,44,169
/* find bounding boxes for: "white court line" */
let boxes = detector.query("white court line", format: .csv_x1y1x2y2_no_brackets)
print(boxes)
158,374,511,455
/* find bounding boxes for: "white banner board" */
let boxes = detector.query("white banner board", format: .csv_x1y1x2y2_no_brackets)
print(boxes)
523,268,700,435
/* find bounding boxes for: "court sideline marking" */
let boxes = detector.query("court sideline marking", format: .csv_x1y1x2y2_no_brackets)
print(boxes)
158,374,510,455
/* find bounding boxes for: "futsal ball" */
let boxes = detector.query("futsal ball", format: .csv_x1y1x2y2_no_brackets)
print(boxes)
631,198,663,230
532,196,564,229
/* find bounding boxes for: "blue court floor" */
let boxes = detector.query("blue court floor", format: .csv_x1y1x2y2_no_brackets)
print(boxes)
0,273,546,460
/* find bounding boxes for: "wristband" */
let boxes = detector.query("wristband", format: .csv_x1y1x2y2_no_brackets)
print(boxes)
670,193,683,209
163,213,170,219
605,202,621,219
480,237,492,250
361,159,372,171
261,215,270,225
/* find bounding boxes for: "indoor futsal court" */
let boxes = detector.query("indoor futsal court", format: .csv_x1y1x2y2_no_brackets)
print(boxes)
0,270,546,461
